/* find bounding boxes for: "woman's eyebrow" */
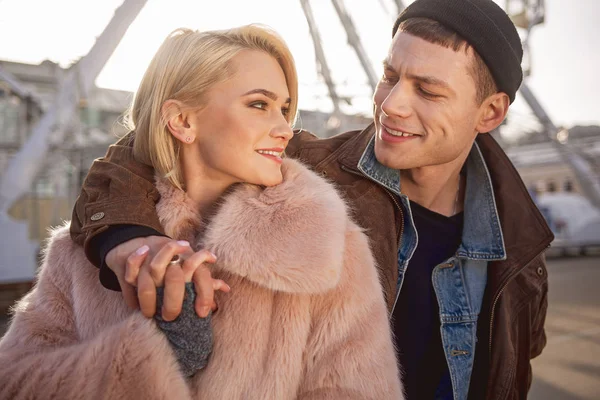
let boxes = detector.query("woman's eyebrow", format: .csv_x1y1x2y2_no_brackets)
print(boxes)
243,88,291,104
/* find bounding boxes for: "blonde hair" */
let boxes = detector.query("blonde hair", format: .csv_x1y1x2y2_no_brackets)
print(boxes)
127,25,299,190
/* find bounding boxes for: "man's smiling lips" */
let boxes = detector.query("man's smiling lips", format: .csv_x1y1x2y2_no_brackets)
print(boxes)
256,147,285,164
380,123,422,143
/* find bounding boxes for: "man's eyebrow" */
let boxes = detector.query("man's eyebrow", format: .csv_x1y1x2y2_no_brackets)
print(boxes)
382,59,451,90
406,73,451,90
382,59,396,72
243,88,291,104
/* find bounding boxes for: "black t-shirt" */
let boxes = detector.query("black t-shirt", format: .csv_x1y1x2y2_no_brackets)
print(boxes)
393,200,464,400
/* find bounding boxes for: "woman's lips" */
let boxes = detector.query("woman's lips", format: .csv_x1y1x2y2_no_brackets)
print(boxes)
256,148,284,164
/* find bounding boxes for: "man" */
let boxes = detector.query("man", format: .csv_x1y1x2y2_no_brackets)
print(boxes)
71,0,552,398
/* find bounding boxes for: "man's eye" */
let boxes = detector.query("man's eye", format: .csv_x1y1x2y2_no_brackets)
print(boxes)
418,87,439,98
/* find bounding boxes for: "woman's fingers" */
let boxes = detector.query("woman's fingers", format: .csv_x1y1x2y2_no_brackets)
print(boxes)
118,275,139,310
124,245,149,286
148,240,193,286
193,265,216,318
137,267,157,318
116,245,150,309
209,279,231,312
181,250,219,318
212,279,231,293
134,244,227,319
180,250,217,282
161,264,185,321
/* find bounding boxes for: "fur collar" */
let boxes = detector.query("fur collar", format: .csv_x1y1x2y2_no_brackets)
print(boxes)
155,159,349,294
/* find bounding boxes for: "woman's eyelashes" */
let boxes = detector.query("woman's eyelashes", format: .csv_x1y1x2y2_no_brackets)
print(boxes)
249,100,290,117
249,100,268,110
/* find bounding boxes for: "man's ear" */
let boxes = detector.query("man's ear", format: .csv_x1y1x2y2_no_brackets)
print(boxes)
476,92,510,133
162,99,195,144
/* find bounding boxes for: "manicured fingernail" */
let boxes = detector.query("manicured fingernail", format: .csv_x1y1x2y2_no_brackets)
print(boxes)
136,245,149,255
210,252,217,259
177,240,190,247
201,306,210,317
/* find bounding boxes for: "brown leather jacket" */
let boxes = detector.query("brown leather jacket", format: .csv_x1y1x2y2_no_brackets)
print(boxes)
71,124,552,399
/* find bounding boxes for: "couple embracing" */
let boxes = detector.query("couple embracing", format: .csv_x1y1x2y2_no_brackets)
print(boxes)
0,1,552,399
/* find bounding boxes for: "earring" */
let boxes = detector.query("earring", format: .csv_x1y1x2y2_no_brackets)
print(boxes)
185,136,192,143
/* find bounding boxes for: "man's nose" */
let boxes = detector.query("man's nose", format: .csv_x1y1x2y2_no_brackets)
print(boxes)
381,81,412,119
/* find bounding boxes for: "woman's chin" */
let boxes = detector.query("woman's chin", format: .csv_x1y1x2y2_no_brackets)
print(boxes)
253,172,284,187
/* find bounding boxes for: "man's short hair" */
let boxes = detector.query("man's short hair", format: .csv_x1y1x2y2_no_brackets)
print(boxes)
398,17,498,105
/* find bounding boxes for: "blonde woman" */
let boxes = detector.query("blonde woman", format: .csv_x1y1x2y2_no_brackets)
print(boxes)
0,26,402,399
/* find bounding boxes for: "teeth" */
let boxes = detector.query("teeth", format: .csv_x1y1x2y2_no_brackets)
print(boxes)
386,128,415,137
257,150,282,157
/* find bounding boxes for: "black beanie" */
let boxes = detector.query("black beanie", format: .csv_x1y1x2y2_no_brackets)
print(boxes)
392,0,523,103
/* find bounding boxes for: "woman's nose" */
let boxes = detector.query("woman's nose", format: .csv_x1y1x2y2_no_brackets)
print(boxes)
270,119,294,141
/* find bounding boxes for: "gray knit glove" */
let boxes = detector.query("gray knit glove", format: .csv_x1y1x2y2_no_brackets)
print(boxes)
154,282,213,377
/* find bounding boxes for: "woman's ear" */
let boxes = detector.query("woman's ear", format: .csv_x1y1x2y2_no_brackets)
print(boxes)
476,92,510,134
162,99,196,144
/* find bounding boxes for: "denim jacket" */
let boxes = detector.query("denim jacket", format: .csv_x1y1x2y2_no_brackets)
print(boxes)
358,138,507,400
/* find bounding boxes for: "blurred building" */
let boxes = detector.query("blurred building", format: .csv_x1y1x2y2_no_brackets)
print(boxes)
504,126,600,196
297,109,371,137
0,59,130,244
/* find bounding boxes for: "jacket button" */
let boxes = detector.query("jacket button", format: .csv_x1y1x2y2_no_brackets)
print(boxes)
90,212,105,221
537,266,544,276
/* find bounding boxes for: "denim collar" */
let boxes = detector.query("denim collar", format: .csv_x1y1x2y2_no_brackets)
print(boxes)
357,136,506,261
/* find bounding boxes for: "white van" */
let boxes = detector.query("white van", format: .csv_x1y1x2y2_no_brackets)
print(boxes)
536,192,600,256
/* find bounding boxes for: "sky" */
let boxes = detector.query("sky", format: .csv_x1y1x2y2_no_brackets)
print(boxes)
0,0,599,139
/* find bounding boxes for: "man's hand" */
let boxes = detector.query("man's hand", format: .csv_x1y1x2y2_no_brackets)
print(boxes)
105,236,229,320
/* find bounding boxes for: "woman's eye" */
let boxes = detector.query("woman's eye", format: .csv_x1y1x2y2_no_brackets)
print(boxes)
250,101,268,110
281,107,290,117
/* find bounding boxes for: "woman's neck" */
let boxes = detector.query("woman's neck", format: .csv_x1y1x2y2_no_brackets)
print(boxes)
183,176,233,215
180,148,238,215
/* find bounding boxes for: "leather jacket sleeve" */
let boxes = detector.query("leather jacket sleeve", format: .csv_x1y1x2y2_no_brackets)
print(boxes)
70,132,165,265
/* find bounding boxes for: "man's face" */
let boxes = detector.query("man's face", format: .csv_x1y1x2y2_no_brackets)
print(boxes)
373,32,484,170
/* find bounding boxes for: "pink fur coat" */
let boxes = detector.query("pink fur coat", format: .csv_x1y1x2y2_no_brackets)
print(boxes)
0,159,403,400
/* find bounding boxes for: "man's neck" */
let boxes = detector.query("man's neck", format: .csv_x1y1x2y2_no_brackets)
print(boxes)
401,156,468,217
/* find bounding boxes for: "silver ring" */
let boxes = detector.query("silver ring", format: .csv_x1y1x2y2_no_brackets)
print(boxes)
169,255,182,266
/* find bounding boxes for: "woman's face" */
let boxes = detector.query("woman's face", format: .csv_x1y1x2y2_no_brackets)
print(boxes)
185,50,294,188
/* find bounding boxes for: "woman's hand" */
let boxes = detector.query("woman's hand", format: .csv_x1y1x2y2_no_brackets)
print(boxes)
131,242,230,320
105,237,229,320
